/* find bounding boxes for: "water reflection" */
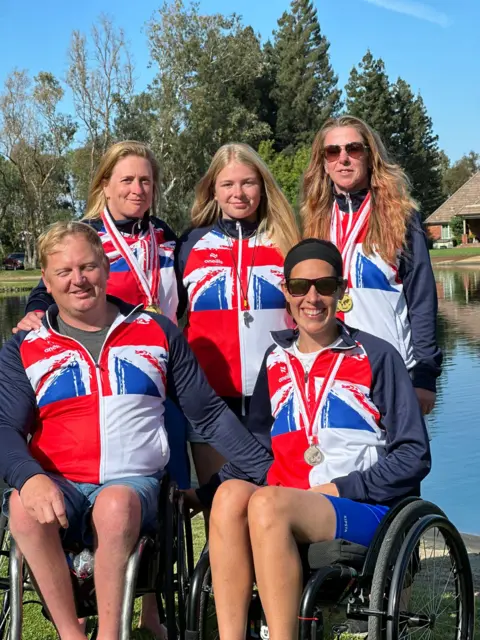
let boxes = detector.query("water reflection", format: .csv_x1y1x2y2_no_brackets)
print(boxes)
1,272,480,533
422,268,480,534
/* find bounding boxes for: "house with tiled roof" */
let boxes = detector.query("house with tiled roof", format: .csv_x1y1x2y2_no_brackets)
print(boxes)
425,172,480,247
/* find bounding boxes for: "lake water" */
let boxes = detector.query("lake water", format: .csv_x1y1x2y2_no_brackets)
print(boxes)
1,269,479,533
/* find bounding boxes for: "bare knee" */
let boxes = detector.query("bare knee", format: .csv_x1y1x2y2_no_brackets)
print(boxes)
247,486,286,534
92,486,141,545
8,490,56,540
211,480,256,530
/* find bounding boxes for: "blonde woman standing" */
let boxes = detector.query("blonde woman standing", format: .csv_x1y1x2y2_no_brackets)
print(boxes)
301,116,442,415
177,143,300,484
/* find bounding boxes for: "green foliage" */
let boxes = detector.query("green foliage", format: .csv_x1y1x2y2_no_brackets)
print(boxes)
258,141,310,209
345,51,395,145
270,0,341,151
442,152,480,198
450,215,464,242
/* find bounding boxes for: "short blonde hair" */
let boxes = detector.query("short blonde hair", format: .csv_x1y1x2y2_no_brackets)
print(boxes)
83,140,160,220
38,221,108,269
191,143,300,256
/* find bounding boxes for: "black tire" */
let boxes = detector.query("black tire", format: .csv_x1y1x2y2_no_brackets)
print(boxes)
164,483,178,640
198,566,218,640
176,493,188,640
368,500,446,640
387,515,474,640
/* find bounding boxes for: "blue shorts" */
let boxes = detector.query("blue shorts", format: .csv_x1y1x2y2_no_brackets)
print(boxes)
3,472,163,548
323,495,389,547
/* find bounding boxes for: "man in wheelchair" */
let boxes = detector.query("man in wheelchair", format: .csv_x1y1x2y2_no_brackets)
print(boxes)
200,239,437,640
0,222,273,640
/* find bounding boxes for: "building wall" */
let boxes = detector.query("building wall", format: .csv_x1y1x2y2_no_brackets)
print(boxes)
426,224,442,240
467,220,480,238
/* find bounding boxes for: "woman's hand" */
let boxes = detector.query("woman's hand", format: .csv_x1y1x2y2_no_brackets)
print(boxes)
182,488,204,517
308,483,339,497
415,388,436,415
12,311,45,335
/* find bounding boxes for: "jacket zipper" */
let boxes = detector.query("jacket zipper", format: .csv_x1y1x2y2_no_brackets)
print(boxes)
236,221,247,416
45,307,140,483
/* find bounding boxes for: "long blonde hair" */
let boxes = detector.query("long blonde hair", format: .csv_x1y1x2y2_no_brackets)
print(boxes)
83,141,160,220
191,143,300,256
301,116,416,262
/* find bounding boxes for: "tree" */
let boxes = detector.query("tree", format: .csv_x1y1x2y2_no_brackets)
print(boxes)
270,0,341,151
390,79,444,217
442,152,480,197
0,70,76,266
345,50,395,148
66,14,134,200
258,141,310,209
146,0,271,230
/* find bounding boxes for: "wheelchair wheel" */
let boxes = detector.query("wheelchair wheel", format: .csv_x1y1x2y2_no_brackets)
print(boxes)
368,500,446,640
0,515,11,640
198,565,218,640
387,515,474,640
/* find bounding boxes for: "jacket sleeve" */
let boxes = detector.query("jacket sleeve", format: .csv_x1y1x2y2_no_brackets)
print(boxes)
165,322,272,483
400,212,442,392
195,350,275,506
0,336,47,490
174,231,190,320
332,332,431,505
25,279,53,314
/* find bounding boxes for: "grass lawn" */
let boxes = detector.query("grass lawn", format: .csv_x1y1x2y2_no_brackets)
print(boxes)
430,246,480,260
0,269,40,292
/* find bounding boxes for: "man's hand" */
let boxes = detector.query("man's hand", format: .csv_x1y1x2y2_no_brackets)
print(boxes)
12,311,45,335
415,388,436,415
308,483,339,497
19,475,68,528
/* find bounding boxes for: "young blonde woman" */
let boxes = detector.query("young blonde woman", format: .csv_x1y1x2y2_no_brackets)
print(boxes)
301,116,442,416
177,143,300,484
14,140,184,639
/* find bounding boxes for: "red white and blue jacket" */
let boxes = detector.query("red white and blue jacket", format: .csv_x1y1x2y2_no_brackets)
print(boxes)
197,325,431,508
0,298,272,491
331,190,441,392
177,219,292,414
26,213,179,322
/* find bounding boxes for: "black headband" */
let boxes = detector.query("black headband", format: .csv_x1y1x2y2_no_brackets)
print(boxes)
284,239,343,280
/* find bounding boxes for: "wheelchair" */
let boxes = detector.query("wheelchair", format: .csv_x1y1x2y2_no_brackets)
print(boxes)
186,497,475,640
0,476,194,640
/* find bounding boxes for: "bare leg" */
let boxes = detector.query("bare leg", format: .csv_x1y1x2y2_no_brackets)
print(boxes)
8,490,87,640
91,486,142,640
191,442,226,535
209,480,259,640
248,487,337,640
138,592,167,639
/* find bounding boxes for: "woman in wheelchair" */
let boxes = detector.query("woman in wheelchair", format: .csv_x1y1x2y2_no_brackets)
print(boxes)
205,239,432,640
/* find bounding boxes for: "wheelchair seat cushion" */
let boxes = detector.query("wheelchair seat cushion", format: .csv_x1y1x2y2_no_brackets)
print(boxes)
306,539,368,570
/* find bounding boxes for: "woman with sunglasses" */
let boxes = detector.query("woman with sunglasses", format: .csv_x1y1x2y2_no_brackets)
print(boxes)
200,239,431,640
301,116,441,416
177,143,300,487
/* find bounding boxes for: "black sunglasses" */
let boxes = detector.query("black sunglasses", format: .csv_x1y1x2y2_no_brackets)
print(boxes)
324,142,369,162
286,277,343,297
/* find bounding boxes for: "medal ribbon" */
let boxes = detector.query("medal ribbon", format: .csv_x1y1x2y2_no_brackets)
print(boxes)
101,209,160,308
330,192,371,288
284,351,345,446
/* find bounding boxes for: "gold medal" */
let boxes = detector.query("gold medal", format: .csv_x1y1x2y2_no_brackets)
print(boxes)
337,293,353,313
145,304,162,314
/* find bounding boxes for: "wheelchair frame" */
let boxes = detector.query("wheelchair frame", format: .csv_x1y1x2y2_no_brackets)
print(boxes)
186,497,475,640
1,477,194,640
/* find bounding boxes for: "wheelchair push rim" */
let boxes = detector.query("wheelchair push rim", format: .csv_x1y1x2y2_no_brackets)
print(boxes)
387,515,474,640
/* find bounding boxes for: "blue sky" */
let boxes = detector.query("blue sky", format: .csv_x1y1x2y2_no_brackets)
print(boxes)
0,0,476,162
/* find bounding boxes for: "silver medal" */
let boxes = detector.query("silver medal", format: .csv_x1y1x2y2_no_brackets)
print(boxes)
304,445,325,466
